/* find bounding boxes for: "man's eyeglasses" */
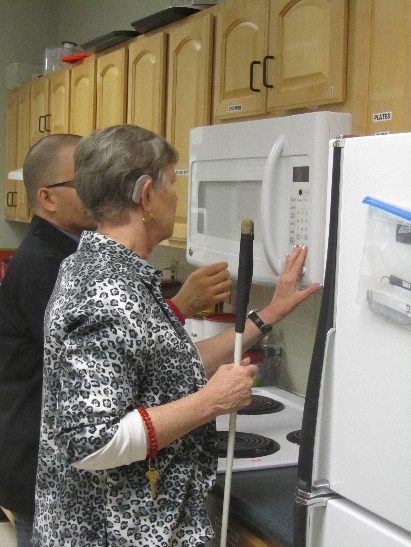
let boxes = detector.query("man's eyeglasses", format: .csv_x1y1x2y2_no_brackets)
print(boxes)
45,180,75,189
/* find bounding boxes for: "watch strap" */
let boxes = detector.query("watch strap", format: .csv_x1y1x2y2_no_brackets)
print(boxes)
247,310,272,335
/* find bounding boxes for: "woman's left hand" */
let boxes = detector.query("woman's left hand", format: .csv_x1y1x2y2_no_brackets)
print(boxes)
259,245,321,325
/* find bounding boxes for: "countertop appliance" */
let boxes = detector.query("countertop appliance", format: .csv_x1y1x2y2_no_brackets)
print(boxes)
187,112,351,285
216,386,304,473
294,134,411,546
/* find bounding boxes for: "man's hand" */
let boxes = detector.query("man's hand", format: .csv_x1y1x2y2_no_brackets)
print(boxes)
171,262,232,318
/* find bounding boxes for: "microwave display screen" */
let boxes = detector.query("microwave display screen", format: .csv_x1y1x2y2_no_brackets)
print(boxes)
293,166,309,182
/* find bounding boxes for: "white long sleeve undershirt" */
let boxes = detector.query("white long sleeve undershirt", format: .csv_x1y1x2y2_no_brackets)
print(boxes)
72,410,148,471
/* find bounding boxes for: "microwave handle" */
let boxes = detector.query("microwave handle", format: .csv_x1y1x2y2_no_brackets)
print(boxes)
261,134,286,276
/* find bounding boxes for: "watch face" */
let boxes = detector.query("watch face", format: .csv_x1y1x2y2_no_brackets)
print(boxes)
261,324,272,335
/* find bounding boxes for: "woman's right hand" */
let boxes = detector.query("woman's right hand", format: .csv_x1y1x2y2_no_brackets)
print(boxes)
201,358,257,417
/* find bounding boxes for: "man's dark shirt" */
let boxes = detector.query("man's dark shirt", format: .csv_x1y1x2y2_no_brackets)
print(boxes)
0,215,78,514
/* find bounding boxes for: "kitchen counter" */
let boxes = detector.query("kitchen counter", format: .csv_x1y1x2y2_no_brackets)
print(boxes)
210,466,298,546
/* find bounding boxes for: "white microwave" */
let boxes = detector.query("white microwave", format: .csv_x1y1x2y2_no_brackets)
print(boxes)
186,112,351,285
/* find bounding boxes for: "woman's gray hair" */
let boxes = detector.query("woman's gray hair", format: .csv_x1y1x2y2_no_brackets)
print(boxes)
74,124,178,222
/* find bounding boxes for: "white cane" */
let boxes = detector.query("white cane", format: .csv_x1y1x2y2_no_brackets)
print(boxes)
220,219,254,547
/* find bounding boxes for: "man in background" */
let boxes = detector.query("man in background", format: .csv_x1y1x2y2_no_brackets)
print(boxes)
0,134,231,546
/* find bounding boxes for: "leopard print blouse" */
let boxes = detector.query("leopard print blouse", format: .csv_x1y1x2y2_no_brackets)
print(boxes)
33,231,216,546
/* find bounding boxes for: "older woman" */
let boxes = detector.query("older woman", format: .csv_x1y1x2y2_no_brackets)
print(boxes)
33,125,319,546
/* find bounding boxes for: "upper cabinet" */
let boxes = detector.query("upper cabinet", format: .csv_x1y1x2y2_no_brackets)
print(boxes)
213,0,269,119
213,0,348,121
29,76,50,145
165,11,214,245
30,70,71,144
366,0,411,135
4,90,19,221
5,1,411,228
267,0,348,112
49,69,71,134
70,56,96,136
96,47,127,129
15,84,31,222
127,33,167,135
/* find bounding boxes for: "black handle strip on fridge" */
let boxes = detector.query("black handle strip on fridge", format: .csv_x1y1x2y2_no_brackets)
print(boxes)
249,60,261,92
293,143,342,547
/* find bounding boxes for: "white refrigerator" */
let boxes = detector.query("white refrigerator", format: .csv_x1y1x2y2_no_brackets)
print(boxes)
294,133,411,546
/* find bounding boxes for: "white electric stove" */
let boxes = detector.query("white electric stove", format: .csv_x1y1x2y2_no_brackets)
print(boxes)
216,386,304,473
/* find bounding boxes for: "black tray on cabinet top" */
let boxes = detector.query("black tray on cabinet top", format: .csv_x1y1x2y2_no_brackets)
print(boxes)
131,7,199,34
81,30,139,53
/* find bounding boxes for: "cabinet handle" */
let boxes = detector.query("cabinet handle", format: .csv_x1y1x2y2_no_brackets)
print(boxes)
45,114,51,132
249,60,261,92
38,115,45,133
263,55,274,88
6,192,13,207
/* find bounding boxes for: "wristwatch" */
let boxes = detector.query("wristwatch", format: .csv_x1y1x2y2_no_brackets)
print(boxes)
247,310,273,336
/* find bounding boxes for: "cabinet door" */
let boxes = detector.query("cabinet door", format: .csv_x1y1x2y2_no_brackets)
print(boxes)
367,0,411,135
29,76,50,145
166,12,214,245
16,85,31,222
213,0,269,120
267,0,348,112
96,47,127,129
70,57,96,136
127,33,167,135
4,90,19,220
49,68,70,134
4,179,18,220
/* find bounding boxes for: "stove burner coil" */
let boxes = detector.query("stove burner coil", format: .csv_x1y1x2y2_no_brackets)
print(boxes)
217,431,281,458
286,430,301,445
238,395,285,415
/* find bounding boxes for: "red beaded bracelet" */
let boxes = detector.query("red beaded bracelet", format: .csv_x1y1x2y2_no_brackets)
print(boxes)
136,406,159,459
166,298,186,326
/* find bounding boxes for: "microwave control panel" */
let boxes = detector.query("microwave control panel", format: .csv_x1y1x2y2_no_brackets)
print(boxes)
289,165,310,246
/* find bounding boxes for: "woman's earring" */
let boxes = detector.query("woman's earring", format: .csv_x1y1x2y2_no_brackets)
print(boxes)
142,210,154,224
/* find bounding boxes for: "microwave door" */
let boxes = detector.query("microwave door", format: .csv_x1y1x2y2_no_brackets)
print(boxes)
187,157,275,285
261,134,286,277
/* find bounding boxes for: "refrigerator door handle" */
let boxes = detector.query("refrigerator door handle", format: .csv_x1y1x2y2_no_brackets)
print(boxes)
295,480,340,508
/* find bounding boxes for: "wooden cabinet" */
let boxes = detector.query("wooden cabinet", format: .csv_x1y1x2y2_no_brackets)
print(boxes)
7,70,71,223
96,47,127,129
29,76,50,145
49,69,70,134
366,0,411,135
29,70,71,144
4,90,19,220
5,1,411,229
213,0,269,119
15,84,31,222
70,56,96,136
127,33,167,135
267,0,348,112
165,12,214,246
213,0,348,121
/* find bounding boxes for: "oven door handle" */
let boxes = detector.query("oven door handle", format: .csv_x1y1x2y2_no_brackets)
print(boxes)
261,134,286,277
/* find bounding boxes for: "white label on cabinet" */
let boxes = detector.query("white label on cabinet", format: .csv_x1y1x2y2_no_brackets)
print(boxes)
176,168,188,176
376,131,390,135
372,111,392,122
227,104,242,113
